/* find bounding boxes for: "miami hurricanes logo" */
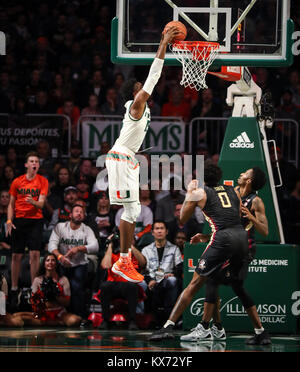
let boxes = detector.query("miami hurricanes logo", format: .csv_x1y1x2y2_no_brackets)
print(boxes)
116,190,130,200
188,259,196,272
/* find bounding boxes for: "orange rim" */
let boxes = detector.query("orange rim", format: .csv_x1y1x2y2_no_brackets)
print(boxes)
172,40,220,60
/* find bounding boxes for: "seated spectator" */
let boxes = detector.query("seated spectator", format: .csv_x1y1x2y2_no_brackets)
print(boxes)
48,204,99,322
75,178,92,212
155,179,185,225
79,69,107,108
191,88,223,118
36,139,56,178
142,221,183,326
161,86,191,123
25,69,46,107
0,165,16,191
0,190,11,253
81,93,102,116
49,73,74,108
12,253,81,327
115,204,153,249
87,192,115,253
57,98,81,140
140,187,157,216
174,230,187,258
74,159,95,189
65,140,82,176
147,96,161,116
6,147,23,176
113,72,125,98
51,166,75,204
29,90,57,113
276,89,300,122
100,87,124,116
0,273,23,327
46,186,78,231
98,235,146,330
166,203,202,243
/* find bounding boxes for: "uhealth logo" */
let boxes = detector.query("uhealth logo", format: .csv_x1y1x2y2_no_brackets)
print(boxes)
229,132,254,149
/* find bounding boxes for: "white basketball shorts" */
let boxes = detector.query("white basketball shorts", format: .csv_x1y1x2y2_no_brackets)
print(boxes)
105,144,140,205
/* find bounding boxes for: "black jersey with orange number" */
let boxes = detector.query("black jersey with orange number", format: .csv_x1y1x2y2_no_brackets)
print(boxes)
202,185,242,232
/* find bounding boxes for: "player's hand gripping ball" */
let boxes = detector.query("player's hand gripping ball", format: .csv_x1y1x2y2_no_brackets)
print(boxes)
163,21,187,42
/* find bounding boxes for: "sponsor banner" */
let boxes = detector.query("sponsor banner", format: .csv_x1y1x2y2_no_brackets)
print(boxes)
0,116,64,155
229,131,254,149
183,243,300,333
81,119,185,158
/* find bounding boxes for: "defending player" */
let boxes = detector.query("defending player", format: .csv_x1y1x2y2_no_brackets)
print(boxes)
105,26,179,283
186,167,271,345
149,162,248,341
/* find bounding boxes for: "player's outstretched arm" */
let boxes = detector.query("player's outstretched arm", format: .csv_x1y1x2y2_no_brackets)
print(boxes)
180,180,206,225
130,26,179,119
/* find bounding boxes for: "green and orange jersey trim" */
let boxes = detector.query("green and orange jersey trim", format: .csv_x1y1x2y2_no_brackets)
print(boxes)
106,151,139,169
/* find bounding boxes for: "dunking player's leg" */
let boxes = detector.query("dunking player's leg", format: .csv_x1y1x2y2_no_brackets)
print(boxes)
119,219,135,255
112,203,144,283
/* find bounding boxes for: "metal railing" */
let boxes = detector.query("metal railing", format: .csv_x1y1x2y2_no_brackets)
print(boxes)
188,116,299,168
0,112,298,168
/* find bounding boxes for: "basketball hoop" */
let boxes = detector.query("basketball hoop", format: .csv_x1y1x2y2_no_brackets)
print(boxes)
170,41,220,91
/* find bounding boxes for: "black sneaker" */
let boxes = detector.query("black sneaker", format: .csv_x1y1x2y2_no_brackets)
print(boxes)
245,330,271,345
148,324,175,341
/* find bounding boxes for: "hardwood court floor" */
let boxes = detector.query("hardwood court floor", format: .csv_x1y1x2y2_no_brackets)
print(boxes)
0,328,300,352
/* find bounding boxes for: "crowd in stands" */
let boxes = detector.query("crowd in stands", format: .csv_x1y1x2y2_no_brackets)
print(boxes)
1,1,300,329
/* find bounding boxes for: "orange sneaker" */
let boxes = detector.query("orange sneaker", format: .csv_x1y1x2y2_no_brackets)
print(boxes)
112,257,144,283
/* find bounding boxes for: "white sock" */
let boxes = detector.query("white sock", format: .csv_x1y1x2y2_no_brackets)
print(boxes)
120,252,129,259
11,287,18,291
164,320,175,328
254,327,264,335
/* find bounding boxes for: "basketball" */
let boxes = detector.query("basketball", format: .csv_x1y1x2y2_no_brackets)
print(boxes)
163,21,187,42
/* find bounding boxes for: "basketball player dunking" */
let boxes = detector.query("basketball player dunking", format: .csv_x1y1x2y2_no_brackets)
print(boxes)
105,26,180,283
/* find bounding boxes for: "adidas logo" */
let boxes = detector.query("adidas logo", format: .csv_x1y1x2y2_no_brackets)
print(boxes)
229,132,254,149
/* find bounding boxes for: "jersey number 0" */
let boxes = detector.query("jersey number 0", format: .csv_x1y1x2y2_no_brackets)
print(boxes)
218,192,232,208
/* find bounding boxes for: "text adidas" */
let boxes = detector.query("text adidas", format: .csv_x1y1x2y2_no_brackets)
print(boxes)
229,142,254,149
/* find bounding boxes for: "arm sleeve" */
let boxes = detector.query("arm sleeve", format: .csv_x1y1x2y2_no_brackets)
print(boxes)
143,58,164,96
47,209,59,230
85,226,99,254
48,224,61,253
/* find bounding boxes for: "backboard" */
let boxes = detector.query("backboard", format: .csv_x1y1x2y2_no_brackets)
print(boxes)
111,0,294,67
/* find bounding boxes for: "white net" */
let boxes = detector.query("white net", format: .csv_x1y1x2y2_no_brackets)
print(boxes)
170,41,220,91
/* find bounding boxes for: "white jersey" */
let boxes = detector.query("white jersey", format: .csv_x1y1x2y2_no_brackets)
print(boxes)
114,100,151,154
